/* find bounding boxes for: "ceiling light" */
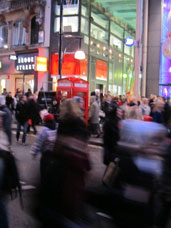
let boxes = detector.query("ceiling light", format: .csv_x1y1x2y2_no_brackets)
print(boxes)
74,50,86,60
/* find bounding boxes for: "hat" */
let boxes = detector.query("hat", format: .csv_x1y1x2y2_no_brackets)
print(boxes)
0,95,5,106
43,113,54,121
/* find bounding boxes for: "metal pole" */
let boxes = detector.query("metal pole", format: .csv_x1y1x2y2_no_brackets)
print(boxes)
142,0,149,97
58,0,64,79
134,0,143,97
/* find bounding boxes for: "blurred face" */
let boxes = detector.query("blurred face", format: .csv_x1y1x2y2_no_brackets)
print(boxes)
22,95,27,102
107,95,111,102
53,100,57,105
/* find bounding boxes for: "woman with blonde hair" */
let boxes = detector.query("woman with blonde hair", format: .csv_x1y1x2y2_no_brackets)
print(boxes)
59,98,84,120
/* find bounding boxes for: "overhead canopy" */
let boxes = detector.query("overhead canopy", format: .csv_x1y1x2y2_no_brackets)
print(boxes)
93,0,136,30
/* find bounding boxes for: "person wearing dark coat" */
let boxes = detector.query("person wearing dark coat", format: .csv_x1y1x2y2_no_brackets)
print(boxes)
103,105,120,165
15,95,29,144
0,96,12,147
5,92,14,114
27,95,40,134
39,99,90,227
48,99,59,122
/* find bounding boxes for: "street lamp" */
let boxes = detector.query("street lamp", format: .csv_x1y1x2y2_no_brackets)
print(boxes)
74,50,86,60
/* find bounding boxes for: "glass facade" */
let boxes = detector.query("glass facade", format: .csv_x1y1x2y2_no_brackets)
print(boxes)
53,0,135,95
54,0,79,33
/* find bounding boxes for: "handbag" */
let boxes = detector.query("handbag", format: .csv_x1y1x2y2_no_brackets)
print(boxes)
102,158,120,188
28,119,32,126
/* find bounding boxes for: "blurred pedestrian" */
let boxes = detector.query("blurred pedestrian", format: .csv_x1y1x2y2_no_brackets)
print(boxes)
140,98,151,116
89,96,100,137
27,94,40,134
15,88,22,97
48,99,59,122
2,88,7,96
152,100,165,124
5,92,14,114
38,99,90,227
15,95,29,145
103,105,120,165
25,88,32,98
0,96,12,148
31,113,57,157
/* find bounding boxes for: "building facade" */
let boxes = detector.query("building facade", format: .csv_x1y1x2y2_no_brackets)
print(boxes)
50,0,136,95
0,0,51,95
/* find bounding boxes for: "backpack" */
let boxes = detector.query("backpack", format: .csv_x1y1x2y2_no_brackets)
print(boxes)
0,150,23,208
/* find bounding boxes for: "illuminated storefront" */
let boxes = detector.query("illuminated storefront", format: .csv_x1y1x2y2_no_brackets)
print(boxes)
0,53,48,95
51,0,136,95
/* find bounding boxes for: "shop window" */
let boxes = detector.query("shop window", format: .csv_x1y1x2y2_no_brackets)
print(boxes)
81,17,89,35
0,79,6,94
12,21,26,46
110,35,122,51
81,4,89,17
54,16,78,32
0,24,8,48
31,16,39,44
110,22,123,39
55,0,79,16
91,24,108,43
96,59,107,81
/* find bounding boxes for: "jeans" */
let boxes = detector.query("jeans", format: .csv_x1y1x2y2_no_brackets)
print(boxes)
0,158,9,228
16,121,28,143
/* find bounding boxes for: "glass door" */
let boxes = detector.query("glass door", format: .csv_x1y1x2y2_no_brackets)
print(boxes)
15,74,34,94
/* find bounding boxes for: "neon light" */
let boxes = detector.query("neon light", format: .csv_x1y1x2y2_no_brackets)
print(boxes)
36,57,47,72
160,0,171,96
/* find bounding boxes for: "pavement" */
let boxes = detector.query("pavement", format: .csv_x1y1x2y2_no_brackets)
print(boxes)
7,130,108,228
12,123,103,147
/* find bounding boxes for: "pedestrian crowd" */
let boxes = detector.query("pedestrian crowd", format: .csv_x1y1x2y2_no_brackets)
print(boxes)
0,87,171,227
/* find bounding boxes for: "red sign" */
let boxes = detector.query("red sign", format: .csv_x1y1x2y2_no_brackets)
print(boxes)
51,54,87,77
96,59,107,80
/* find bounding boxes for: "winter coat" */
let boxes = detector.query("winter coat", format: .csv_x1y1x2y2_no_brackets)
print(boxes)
0,106,12,145
89,97,100,124
39,116,90,222
15,102,29,124
28,99,40,124
31,122,57,156
103,108,120,165
5,96,14,111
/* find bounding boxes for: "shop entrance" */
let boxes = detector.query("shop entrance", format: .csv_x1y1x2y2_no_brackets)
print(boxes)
15,74,34,94
96,84,106,94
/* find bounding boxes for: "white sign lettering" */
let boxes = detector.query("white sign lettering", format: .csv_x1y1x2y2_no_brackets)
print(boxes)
74,83,87,88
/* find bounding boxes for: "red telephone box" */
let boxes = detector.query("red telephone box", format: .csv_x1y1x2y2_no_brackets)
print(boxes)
56,77,89,123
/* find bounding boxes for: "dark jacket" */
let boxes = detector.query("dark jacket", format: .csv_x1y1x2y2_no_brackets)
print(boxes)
5,96,14,111
0,105,12,145
28,99,40,124
39,116,90,223
103,108,120,165
15,102,29,124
